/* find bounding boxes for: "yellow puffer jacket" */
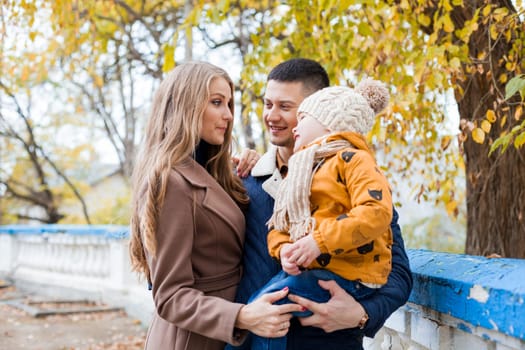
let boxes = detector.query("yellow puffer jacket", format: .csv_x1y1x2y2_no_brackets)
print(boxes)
268,132,393,285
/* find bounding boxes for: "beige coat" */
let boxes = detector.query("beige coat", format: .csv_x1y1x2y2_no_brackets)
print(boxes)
144,158,247,350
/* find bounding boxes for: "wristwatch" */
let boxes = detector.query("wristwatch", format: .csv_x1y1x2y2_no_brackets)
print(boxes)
358,311,369,329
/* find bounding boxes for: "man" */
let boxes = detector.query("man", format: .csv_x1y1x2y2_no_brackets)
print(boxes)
233,58,412,349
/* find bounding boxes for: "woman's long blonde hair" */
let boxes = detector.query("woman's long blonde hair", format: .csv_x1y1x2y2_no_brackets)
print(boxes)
129,61,248,280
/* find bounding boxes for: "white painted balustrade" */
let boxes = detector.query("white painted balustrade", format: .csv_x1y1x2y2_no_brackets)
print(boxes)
0,225,154,324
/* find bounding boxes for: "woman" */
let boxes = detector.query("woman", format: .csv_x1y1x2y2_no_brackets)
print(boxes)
129,61,300,350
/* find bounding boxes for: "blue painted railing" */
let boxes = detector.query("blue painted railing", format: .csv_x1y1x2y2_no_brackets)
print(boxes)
408,249,525,340
0,225,129,239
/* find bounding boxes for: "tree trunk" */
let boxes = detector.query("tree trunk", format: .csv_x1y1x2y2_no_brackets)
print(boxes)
455,1,525,258
463,134,525,258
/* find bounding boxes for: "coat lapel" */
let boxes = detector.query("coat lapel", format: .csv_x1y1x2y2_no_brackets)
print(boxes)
175,158,245,236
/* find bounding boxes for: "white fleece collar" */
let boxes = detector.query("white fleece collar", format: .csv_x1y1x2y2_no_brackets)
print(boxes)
250,146,284,200
251,146,278,177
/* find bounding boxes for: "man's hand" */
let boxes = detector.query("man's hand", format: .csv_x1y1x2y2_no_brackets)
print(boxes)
288,279,367,333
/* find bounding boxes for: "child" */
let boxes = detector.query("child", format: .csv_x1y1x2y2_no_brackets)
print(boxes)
250,79,394,349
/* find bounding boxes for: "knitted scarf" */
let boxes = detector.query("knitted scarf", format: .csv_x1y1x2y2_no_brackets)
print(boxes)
268,139,352,242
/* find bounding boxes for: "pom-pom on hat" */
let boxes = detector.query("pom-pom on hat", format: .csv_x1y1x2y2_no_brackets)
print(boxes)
297,78,389,135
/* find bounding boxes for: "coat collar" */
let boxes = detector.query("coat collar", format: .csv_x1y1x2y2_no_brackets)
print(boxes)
249,146,284,200
175,158,209,188
251,146,278,177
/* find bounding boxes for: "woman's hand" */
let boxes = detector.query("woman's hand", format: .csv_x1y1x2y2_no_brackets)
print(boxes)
232,149,260,178
235,288,303,337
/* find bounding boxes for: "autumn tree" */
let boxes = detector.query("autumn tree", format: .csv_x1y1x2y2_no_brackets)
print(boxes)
0,84,92,223
6,0,192,178
191,0,525,257
416,1,525,257
190,2,284,150
5,0,525,257
46,1,193,177
0,2,95,224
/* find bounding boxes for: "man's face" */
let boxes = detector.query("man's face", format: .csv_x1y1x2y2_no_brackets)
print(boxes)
263,80,307,149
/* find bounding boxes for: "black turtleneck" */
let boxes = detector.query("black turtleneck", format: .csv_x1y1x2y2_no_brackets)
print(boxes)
194,139,212,169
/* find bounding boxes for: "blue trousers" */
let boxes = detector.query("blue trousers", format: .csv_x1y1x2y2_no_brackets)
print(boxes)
249,269,374,350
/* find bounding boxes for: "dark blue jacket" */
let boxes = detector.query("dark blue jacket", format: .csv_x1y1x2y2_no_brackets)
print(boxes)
229,164,412,349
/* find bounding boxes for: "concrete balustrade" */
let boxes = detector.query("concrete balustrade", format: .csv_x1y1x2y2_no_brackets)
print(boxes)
1,226,524,349
0,225,154,324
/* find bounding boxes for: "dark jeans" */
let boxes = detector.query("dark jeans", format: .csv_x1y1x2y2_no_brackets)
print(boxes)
249,269,374,350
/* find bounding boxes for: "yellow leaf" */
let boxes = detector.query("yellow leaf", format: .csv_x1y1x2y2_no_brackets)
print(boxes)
482,5,492,17
441,136,452,150
162,44,175,72
94,75,103,88
446,200,457,215
500,115,507,127
490,24,499,40
477,51,486,60
418,14,431,27
486,109,496,122
472,128,485,143
505,61,516,71
515,131,525,148
515,106,523,120
499,73,508,84
449,57,461,69
20,65,30,81
443,15,454,33
481,120,491,133
505,29,512,43
493,7,509,22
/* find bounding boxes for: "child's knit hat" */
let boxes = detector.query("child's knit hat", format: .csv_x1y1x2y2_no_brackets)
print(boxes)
297,78,389,135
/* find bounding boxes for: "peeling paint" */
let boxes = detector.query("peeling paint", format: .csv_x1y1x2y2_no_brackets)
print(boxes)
407,249,525,339
457,323,472,333
469,284,489,303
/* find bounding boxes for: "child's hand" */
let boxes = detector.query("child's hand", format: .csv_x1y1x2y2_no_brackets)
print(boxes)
288,235,321,268
280,243,301,275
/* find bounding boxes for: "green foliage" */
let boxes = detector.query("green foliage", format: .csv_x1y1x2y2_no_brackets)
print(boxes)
506,75,525,100
490,75,525,154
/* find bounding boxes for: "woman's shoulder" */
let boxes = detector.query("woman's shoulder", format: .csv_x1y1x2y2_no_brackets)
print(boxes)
171,158,209,189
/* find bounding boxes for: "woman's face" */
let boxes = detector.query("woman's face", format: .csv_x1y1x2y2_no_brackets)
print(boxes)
200,77,233,145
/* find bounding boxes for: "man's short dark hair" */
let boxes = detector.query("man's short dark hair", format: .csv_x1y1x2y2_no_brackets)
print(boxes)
267,58,330,95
